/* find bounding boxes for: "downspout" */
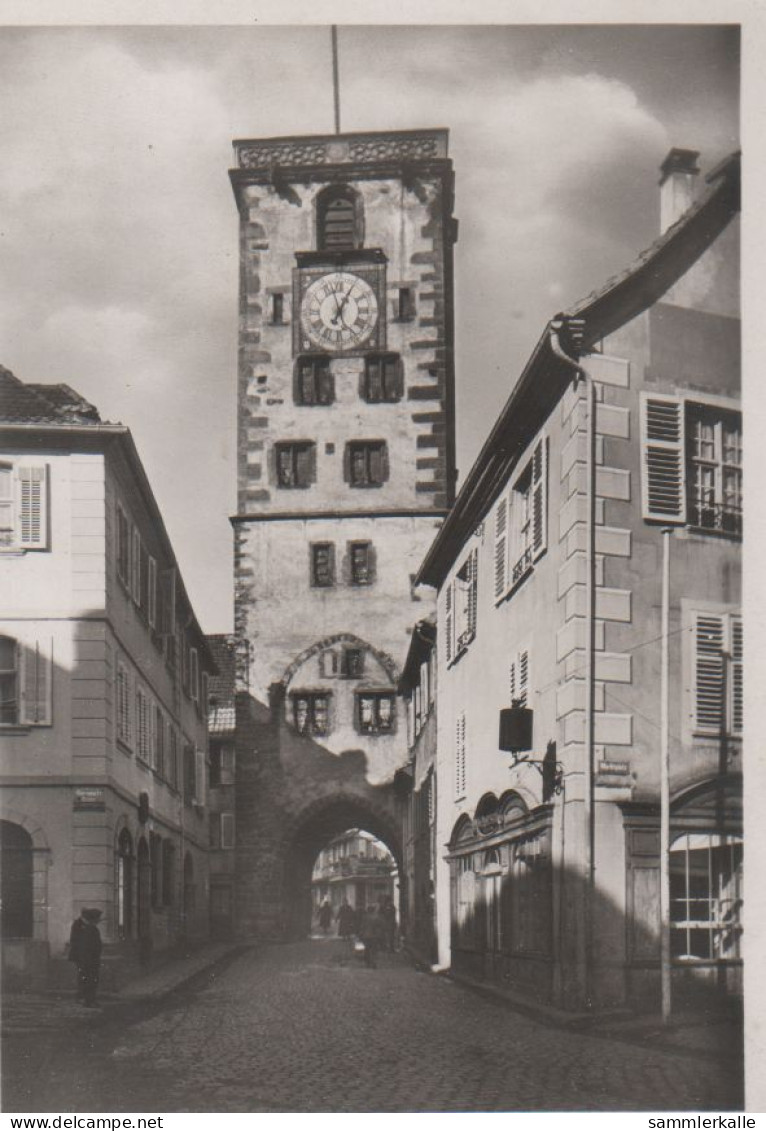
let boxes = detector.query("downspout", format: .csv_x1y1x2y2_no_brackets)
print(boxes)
549,318,596,1009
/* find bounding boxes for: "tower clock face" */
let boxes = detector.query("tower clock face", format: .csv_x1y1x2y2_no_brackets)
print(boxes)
300,271,379,352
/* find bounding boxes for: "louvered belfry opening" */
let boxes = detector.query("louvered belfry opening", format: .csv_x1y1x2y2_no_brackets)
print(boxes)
318,186,360,250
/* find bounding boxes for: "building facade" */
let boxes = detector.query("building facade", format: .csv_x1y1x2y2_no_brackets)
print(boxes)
398,619,438,965
416,150,741,1011
228,129,457,937
0,370,214,989
310,828,396,921
207,634,237,939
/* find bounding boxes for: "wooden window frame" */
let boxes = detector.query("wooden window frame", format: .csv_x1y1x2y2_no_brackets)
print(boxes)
362,354,403,404
356,691,396,736
310,542,335,588
345,441,389,488
275,441,316,489
294,356,334,406
291,691,331,737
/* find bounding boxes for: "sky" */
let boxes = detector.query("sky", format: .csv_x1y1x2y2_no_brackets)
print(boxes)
0,23,740,633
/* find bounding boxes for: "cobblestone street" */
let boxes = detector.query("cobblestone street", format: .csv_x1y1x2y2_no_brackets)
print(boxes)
3,941,743,1113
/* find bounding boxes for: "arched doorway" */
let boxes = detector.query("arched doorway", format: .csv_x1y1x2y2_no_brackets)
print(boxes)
281,796,403,941
1,821,33,940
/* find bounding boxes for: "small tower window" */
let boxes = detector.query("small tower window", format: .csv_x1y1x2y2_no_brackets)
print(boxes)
317,185,363,251
363,355,402,403
295,357,334,406
345,441,388,488
271,293,285,325
396,288,416,322
275,442,316,488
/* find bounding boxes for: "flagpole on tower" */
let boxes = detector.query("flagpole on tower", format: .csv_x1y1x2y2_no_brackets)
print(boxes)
332,25,341,134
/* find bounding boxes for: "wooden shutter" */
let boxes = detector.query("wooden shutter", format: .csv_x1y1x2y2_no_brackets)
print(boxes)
17,466,48,549
641,395,686,523
455,712,467,799
518,649,529,707
147,557,157,628
195,749,207,805
131,527,141,602
444,583,454,665
494,495,508,602
20,638,52,724
466,548,478,641
532,437,548,560
731,616,743,735
694,613,725,732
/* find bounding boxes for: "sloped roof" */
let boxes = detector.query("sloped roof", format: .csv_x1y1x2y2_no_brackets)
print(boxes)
0,366,103,425
207,634,236,735
417,151,741,588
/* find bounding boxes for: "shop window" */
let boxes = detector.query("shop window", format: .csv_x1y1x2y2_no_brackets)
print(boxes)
295,356,334,405
292,692,330,737
311,542,335,588
276,442,316,488
640,395,742,535
362,355,402,403
150,833,162,909
345,441,388,488
357,692,395,735
670,834,743,961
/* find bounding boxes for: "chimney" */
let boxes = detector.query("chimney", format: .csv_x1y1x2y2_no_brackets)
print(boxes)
659,148,700,233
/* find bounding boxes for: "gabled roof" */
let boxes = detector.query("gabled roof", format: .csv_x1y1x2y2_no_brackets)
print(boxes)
0,366,103,425
416,152,740,589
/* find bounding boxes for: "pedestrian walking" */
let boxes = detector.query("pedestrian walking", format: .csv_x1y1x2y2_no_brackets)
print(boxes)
360,905,386,968
317,899,332,935
68,908,103,1007
381,896,397,952
337,899,355,940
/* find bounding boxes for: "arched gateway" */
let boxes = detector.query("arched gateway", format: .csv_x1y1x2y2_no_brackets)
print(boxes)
227,127,457,941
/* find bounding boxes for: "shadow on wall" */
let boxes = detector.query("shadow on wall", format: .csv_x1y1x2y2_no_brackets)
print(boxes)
450,852,743,1021
234,682,405,942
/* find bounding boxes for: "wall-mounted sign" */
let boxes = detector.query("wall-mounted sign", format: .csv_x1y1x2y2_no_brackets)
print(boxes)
73,788,105,811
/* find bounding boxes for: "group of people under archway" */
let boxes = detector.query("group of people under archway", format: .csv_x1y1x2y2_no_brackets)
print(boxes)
316,897,397,968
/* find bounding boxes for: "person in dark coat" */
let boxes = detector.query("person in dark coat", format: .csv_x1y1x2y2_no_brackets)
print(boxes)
337,899,355,940
317,899,332,934
68,908,103,1007
360,905,386,968
381,897,397,952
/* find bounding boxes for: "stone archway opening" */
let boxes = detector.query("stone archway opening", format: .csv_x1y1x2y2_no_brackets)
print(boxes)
281,796,403,941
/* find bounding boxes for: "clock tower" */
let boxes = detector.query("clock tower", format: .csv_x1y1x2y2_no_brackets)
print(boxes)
228,129,457,937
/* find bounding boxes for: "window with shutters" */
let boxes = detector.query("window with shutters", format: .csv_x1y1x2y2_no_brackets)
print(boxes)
356,692,396,735
346,441,388,488
183,743,196,804
455,549,478,654
291,692,330,737
349,541,374,585
310,542,335,587
341,647,364,678
294,356,334,405
275,442,316,488
692,611,742,737
494,436,548,603
317,184,363,251
168,728,179,790
116,661,131,747
190,648,199,706
136,687,151,764
455,712,467,800
641,395,742,536
0,464,48,551
154,706,165,777
0,636,52,727
362,355,402,403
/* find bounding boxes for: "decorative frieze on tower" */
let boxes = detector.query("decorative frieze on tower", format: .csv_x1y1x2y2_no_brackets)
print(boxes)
228,129,457,937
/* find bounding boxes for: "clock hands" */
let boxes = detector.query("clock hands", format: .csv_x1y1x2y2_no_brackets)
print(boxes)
331,287,352,326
